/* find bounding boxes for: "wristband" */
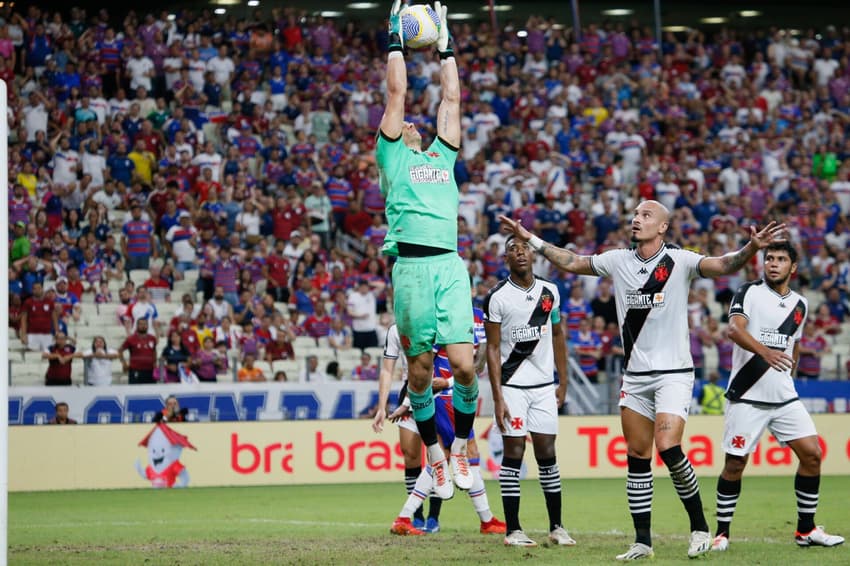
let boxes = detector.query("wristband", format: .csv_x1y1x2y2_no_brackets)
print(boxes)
528,235,545,252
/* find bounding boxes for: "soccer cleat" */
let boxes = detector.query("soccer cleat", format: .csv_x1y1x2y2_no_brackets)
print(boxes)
412,517,425,530
390,517,424,536
615,543,654,561
504,530,538,547
688,530,712,558
423,517,440,534
795,526,845,547
548,526,577,546
431,459,454,500
480,517,507,534
711,534,729,552
450,452,473,491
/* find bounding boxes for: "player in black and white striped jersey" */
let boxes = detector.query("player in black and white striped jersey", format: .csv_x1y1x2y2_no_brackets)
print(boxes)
499,200,786,560
483,236,573,548
712,241,844,552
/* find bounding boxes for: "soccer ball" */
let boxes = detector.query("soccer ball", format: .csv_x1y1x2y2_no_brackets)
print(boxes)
401,4,441,49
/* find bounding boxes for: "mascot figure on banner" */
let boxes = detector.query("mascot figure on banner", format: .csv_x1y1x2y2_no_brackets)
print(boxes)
135,422,197,488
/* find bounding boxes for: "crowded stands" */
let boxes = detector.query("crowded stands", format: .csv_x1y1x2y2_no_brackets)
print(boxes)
6,5,850,391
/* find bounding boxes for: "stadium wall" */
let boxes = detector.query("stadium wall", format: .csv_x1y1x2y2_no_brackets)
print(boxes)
9,415,850,491
10,381,850,424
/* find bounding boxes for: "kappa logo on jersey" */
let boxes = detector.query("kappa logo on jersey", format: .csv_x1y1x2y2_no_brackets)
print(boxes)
408,164,451,184
510,416,524,430
510,324,547,342
654,264,669,282
638,267,648,275
731,435,746,449
625,290,666,309
426,151,440,158
758,327,789,349
526,295,534,302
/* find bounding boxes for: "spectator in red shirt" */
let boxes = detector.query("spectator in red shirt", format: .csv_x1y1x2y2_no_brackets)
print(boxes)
47,401,78,424
343,200,372,238
265,239,292,302
21,282,59,352
143,264,172,302
119,318,158,384
265,325,295,362
43,332,76,386
304,301,332,341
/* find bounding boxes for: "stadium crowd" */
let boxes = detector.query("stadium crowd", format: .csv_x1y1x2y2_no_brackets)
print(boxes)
5,4,850,389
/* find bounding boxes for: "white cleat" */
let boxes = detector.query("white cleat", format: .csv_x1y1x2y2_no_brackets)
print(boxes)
548,526,577,546
504,530,538,547
449,452,473,491
430,458,454,500
688,530,712,558
711,534,729,552
796,526,845,547
616,543,654,561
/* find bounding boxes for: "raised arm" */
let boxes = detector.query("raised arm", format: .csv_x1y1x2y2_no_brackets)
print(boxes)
378,0,406,140
434,2,460,148
699,221,786,278
499,214,595,276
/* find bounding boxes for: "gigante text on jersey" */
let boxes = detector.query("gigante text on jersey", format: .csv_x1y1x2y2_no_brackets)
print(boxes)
408,164,451,184
625,290,666,309
510,324,548,342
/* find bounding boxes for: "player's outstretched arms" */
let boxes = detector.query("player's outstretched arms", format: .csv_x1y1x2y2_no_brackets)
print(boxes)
699,221,787,277
499,215,595,276
728,314,794,372
379,0,406,140
434,2,460,148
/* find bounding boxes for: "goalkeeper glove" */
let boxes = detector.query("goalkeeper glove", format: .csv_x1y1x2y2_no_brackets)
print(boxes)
435,2,454,59
388,0,404,52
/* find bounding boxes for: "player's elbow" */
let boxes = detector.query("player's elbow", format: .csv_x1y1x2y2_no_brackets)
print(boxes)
442,87,461,104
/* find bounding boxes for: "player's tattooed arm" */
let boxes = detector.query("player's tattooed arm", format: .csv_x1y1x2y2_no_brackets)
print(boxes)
700,221,787,277
538,243,596,276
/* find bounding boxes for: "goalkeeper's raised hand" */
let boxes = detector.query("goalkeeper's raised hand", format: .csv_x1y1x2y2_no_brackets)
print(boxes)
434,1,454,59
388,0,404,52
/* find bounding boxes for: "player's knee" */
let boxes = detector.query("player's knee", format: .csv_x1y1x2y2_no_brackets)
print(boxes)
723,455,747,478
450,362,475,385
503,438,525,461
800,446,822,472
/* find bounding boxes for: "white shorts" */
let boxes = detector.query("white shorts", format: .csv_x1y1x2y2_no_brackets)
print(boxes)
499,384,558,437
722,400,817,457
396,415,419,434
28,334,54,353
618,371,694,422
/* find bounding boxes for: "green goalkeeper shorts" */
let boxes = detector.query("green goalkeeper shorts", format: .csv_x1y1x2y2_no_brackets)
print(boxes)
392,252,473,357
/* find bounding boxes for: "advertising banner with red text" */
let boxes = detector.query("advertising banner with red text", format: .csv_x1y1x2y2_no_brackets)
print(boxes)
10,415,850,491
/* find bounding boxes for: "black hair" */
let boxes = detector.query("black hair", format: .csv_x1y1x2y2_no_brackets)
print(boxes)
763,241,798,264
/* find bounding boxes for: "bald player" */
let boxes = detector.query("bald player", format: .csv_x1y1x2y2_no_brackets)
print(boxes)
500,200,786,561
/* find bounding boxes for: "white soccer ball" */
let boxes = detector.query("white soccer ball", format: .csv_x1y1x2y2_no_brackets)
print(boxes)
401,4,441,49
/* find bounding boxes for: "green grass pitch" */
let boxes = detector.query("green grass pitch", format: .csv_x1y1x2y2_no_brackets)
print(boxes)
10,476,849,565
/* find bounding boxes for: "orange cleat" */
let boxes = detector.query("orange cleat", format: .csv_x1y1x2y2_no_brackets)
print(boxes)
391,517,425,536
480,517,507,534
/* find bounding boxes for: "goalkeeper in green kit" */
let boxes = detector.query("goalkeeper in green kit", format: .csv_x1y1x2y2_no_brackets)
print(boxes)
374,0,475,501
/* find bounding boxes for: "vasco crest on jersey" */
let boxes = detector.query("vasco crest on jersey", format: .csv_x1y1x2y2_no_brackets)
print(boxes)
541,293,553,313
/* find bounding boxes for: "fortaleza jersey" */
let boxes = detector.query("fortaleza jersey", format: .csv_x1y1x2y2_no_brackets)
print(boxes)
590,244,704,375
483,276,561,387
726,279,807,405
375,133,459,256
383,324,408,382
433,308,486,396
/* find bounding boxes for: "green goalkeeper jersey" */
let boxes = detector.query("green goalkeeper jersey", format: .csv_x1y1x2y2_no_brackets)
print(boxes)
375,133,459,256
